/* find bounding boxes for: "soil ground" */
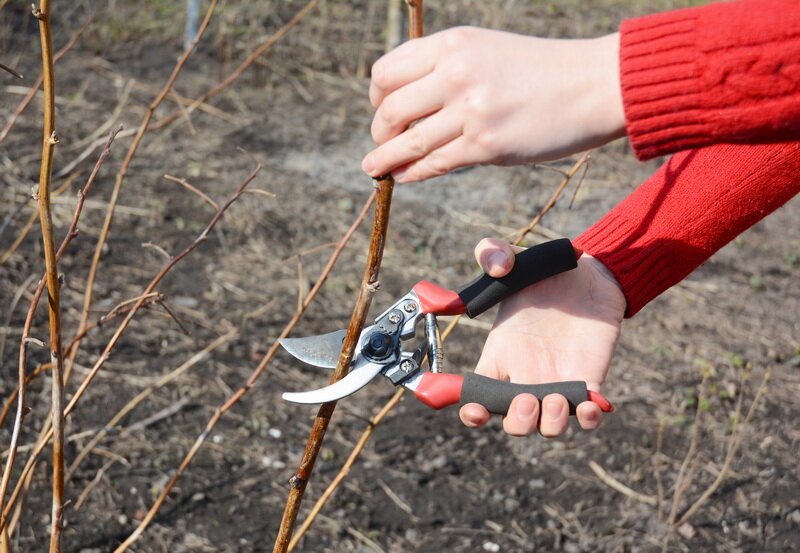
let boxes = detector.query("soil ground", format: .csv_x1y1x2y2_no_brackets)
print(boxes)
1,2,798,552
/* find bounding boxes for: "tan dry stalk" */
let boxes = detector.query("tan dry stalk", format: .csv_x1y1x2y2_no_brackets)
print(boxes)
113,190,377,553
287,388,405,551
68,0,219,389
288,152,591,549
66,329,239,483
1,166,260,540
0,14,91,143
273,5,424,549
0,129,120,537
272,177,395,553
31,2,66,550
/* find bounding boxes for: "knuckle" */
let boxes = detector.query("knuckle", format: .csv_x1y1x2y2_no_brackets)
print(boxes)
379,98,400,128
443,61,471,88
405,126,426,155
424,152,451,177
370,59,389,89
462,90,490,119
440,26,473,50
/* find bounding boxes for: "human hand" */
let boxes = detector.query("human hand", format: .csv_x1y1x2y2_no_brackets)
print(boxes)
459,238,626,437
362,27,625,183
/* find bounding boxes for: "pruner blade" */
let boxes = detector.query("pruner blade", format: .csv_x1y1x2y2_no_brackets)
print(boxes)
281,361,384,404
278,329,348,369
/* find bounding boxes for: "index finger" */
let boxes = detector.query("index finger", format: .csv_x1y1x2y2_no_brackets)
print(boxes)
369,36,438,108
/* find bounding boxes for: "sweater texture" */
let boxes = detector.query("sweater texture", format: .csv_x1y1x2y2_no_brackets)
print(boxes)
620,0,800,160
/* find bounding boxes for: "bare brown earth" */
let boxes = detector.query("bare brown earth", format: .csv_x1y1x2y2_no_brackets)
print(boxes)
0,2,798,552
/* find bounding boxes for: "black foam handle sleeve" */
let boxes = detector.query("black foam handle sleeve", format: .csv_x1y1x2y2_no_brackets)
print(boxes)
459,374,587,416
456,238,578,318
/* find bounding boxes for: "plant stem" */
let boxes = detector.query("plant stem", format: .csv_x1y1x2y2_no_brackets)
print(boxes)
32,2,64,551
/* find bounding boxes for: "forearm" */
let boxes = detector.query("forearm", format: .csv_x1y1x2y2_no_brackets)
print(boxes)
575,141,800,316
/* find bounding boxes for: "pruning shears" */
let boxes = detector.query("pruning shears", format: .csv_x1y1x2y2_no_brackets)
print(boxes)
280,238,613,416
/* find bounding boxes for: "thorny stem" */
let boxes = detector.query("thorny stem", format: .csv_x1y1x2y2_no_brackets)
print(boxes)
288,151,590,548
31,2,66,550
113,190,377,553
0,129,120,539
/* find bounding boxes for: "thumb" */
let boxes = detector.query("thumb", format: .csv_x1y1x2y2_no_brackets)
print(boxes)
474,238,520,278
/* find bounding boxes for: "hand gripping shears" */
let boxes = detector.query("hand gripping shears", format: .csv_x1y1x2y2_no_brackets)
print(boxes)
280,238,613,416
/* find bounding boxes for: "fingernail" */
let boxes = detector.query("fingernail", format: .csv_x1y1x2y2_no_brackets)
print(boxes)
544,399,564,420
487,251,507,274
361,155,376,175
516,395,536,420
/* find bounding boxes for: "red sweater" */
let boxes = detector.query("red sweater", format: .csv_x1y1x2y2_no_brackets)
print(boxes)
575,0,800,317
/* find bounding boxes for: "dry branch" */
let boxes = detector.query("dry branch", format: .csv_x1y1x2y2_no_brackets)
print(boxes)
674,368,770,527
112,190,377,553
31,2,65,549
275,6,430,549
0,128,120,538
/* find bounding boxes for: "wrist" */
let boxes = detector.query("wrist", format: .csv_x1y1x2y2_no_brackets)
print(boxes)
583,254,623,292
584,33,626,146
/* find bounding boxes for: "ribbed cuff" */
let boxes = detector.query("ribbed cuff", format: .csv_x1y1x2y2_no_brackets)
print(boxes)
620,7,711,160
574,213,685,318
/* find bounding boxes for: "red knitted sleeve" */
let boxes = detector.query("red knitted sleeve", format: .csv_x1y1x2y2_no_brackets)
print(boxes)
621,0,800,160
574,142,800,317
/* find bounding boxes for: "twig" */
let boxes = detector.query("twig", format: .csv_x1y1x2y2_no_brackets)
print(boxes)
66,329,238,482
31,2,66,550
0,62,22,79
111,190,376,553
588,460,657,506
661,368,712,552
505,152,591,244
0,177,74,266
287,389,405,551
72,460,115,511
654,418,667,520
0,291,162,432
54,0,318,180
150,0,319,132
0,14,91,143
164,174,220,210
272,177,396,553
275,5,422,550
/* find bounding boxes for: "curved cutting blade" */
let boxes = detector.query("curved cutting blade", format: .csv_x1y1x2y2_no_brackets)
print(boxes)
282,361,384,404
279,329,348,369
